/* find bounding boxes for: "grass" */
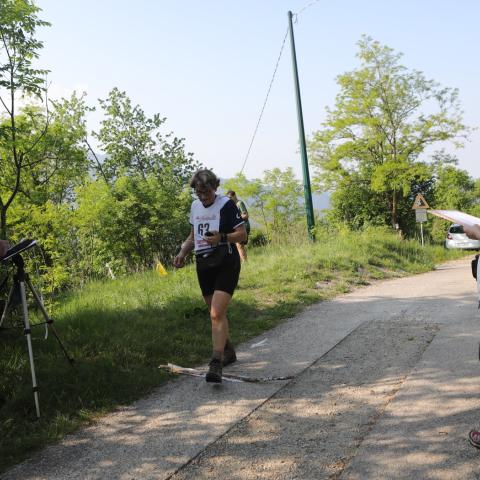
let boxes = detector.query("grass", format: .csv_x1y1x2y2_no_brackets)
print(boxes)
0,228,466,472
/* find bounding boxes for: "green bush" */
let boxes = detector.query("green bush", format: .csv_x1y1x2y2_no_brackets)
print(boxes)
248,229,269,247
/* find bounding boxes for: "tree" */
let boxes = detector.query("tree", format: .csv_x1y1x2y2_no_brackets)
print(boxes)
223,173,268,230
308,36,468,232
325,174,390,229
1,93,91,207
428,155,477,242
224,168,303,236
93,87,198,186
262,168,303,232
73,174,192,276
0,92,90,289
0,0,50,238
76,88,201,275
432,166,475,212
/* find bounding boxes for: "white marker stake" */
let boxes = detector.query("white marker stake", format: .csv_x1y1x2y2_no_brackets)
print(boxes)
250,339,268,348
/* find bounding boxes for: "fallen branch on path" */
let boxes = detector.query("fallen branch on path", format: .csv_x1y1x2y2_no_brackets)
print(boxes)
159,363,294,383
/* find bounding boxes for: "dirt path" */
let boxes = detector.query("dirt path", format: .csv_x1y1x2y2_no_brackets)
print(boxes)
3,259,480,479
173,320,439,479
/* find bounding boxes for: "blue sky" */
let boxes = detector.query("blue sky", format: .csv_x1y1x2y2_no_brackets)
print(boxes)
36,0,480,181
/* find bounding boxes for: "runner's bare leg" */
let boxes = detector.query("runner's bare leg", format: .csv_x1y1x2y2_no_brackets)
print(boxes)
203,291,231,353
236,243,247,262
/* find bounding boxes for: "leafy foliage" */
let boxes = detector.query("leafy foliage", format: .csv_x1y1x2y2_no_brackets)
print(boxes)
93,87,198,184
428,156,478,242
0,0,49,97
0,0,51,237
223,168,303,237
73,174,192,277
0,83,199,289
308,36,469,233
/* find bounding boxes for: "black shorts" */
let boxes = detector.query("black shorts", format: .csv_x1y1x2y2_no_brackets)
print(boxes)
196,247,241,297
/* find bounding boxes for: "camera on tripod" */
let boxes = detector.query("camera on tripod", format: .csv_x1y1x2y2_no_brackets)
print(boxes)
1,238,73,418
1,238,37,264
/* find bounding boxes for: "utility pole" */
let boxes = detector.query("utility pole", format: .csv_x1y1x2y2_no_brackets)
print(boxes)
288,10,315,240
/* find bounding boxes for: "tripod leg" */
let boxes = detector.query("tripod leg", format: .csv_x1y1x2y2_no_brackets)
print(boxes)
20,281,40,418
26,278,74,365
0,284,15,328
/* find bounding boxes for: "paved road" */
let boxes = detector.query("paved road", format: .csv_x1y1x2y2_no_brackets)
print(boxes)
3,258,480,479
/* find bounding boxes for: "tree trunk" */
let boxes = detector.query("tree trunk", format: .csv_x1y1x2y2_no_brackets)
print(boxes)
391,191,398,229
0,206,7,239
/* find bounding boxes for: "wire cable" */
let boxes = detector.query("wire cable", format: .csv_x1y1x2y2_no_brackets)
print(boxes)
240,27,289,174
295,0,322,18
240,0,322,174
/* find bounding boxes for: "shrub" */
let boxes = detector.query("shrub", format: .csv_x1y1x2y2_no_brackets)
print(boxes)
249,229,269,247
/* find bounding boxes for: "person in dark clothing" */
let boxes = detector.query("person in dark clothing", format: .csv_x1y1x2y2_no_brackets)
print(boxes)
226,190,250,262
463,224,480,449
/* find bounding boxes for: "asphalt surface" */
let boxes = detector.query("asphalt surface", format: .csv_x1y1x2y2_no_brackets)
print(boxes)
3,258,480,479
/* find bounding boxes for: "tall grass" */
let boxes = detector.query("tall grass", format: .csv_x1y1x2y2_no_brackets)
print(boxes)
0,227,464,472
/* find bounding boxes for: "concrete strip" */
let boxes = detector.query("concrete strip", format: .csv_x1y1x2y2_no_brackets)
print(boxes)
342,318,480,480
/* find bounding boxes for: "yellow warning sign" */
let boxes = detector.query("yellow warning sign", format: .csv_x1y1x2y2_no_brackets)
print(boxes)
412,193,430,210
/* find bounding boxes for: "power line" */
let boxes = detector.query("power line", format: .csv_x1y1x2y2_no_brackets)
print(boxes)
240,0,322,175
295,0,322,18
240,27,289,174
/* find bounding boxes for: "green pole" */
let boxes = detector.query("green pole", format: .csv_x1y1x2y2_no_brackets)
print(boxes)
288,10,315,240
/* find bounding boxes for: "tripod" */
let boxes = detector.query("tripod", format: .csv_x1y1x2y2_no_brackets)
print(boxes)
0,246,73,418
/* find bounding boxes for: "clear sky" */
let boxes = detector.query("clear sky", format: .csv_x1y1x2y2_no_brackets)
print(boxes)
36,0,480,181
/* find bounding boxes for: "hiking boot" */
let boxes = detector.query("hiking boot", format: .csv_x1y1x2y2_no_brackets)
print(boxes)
223,339,237,367
206,358,222,383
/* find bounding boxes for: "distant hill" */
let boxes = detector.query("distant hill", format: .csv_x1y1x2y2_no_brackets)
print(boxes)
312,192,330,214
219,178,331,214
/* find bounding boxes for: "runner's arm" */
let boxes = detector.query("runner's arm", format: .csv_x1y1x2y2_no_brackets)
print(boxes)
173,228,194,268
229,224,247,243
202,224,247,245
464,224,480,240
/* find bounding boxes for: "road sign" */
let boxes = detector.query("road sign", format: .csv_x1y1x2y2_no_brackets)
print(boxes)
412,193,430,209
415,208,428,223
412,196,429,247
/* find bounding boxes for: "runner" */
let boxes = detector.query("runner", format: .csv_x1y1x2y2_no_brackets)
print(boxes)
226,190,250,262
173,169,247,383
463,223,480,449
